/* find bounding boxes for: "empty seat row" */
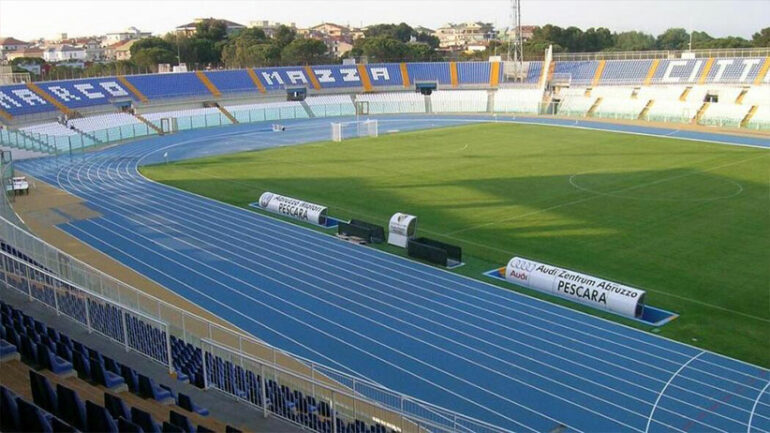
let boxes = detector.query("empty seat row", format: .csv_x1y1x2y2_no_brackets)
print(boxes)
1,384,77,433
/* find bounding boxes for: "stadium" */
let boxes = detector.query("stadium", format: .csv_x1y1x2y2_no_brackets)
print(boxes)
0,2,768,432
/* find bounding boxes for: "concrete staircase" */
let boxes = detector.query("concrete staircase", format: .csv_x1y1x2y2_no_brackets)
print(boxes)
299,100,316,118
132,113,163,135
587,97,603,117
694,102,711,123
215,104,239,124
638,99,655,120
740,105,758,128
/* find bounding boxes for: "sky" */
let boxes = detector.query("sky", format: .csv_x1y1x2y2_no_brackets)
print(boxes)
0,0,767,41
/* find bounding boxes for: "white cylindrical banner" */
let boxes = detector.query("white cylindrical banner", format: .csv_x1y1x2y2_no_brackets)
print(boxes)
505,257,645,318
258,192,328,226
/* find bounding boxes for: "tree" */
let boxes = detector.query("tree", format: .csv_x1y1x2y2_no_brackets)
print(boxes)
274,25,296,48
753,27,770,47
280,38,329,65
613,31,656,51
130,37,173,56
416,32,440,49
220,28,277,67
10,57,45,66
195,19,228,41
656,28,689,50
582,27,614,52
132,47,177,71
357,36,409,62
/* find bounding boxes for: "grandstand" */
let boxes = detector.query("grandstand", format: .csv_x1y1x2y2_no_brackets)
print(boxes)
1,48,769,433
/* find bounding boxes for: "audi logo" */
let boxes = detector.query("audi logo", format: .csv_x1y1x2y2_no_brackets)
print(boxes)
510,258,537,272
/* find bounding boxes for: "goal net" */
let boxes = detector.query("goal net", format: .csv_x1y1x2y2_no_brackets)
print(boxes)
331,119,378,142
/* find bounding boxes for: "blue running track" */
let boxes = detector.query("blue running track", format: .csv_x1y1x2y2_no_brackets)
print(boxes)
18,115,770,433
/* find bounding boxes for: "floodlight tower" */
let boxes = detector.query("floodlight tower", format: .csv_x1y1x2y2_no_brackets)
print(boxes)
508,0,525,81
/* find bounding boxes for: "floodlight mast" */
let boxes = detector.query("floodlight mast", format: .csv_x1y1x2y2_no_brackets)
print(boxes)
508,0,525,81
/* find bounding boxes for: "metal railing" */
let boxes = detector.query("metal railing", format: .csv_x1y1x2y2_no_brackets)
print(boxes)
552,47,770,61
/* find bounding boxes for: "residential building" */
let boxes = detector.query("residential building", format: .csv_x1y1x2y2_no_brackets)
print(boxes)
175,18,246,36
43,44,87,62
301,23,351,42
504,25,537,42
104,39,136,61
435,22,496,50
0,37,30,60
5,47,44,62
248,20,296,38
103,26,152,46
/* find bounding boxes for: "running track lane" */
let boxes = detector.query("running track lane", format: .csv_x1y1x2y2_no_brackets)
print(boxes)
18,117,770,433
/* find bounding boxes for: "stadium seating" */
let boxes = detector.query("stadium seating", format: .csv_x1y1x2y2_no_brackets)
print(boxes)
2,293,399,433
589,86,636,99
457,62,494,84
555,94,596,117
699,102,751,127
746,106,770,129
645,99,703,123
225,101,308,123
593,97,649,120
355,92,425,114
525,61,544,84
742,86,770,106
67,112,140,132
21,121,78,137
431,90,488,113
599,60,653,85
203,70,259,94
552,61,600,86
406,62,451,85
493,88,542,114
126,73,210,100
304,94,356,117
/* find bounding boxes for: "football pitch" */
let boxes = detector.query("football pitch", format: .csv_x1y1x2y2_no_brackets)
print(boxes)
141,122,770,367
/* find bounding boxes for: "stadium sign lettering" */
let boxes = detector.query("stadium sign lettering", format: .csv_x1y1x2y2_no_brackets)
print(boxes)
505,257,646,318
258,192,328,226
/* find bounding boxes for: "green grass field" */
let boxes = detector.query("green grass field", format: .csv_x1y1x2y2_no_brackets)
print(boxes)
141,123,770,367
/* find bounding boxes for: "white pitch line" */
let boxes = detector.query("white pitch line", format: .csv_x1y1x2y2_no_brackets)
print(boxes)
645,351,705,433
749,380,770,433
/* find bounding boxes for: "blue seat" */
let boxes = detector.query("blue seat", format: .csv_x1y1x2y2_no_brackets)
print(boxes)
103,355,120,375
138,374,173,403
131,406,161,433
40,346,74,375
1,338,18,359
120,364,139,393
225,425,242,433
104,392,130,421
1,386,21,432
118,416,143,433
169,409,194,433
20,338,41,367
196,425,215,433
72,350,91,381
55,384,86,431
86,399,118,433
90,357,125,390
55,342,72,362
177,392,208,416
17,397,54,433
164,421,186,433
51,416,78,432
29,369,57,413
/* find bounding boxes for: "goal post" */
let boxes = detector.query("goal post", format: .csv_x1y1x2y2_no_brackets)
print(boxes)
331,119,378,142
